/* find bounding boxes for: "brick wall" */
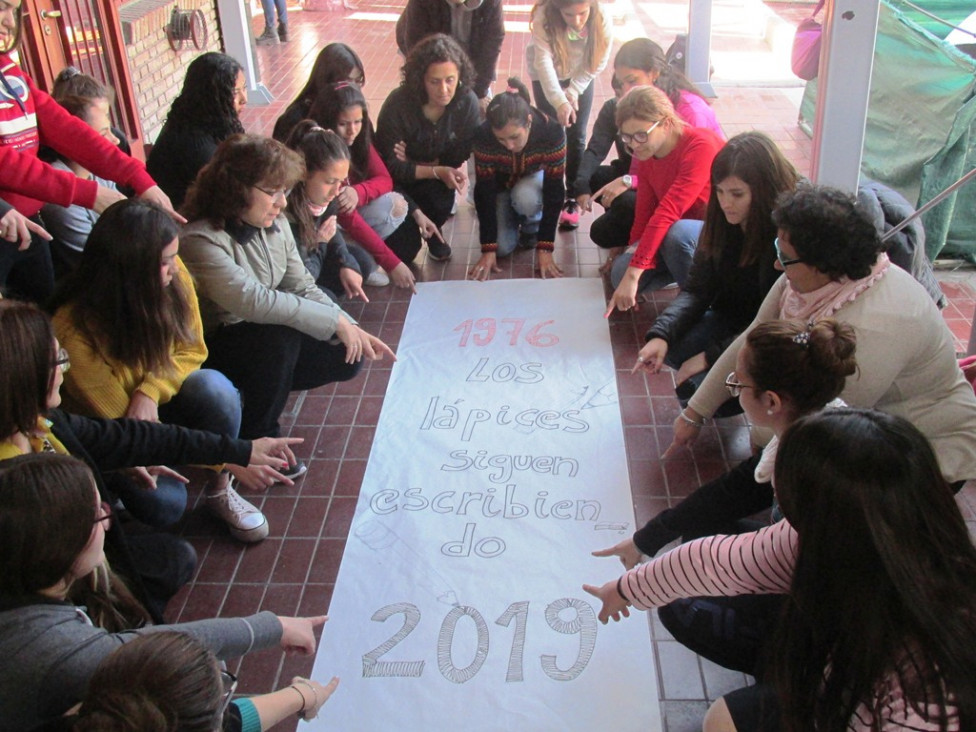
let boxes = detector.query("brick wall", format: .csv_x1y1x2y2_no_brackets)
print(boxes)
119,0,223,143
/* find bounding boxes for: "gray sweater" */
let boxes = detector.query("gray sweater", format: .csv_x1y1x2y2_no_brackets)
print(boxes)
0,601,281,731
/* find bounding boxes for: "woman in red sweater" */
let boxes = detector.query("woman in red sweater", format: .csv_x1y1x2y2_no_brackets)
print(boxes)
0,0,179,302
605,85,723,316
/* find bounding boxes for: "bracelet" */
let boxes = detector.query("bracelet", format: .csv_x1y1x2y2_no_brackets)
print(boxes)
615,577,631,606
292,678,319,719
678,410,706,428
289,684,309,713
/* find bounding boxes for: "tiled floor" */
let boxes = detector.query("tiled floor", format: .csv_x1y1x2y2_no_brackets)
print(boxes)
163,1,976,730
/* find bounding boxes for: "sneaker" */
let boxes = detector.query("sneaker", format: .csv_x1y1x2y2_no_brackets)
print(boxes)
427,237,453,261
518,230,538,250
206,480,269,543
279,461,308,480
255,27,278,45
277,23,289,41
365,268,390,287
558,200,580,230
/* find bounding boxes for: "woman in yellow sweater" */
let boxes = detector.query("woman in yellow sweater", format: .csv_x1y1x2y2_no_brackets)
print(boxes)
51,199,285,542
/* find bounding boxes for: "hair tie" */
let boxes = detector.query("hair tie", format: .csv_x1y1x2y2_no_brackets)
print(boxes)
333,81,352,90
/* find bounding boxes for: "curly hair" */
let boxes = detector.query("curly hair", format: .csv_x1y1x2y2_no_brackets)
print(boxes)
183,134,305,229
284,120,350,251
772,184,883,281
743,318,857,416
163,52,244,142
613,37,707,108
530,0,610,77
698,131,798,266
401,34,475,103
50,199,194,378
307,81,373,181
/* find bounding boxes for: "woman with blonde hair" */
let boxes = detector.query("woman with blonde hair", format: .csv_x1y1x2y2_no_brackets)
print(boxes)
605,85,724,315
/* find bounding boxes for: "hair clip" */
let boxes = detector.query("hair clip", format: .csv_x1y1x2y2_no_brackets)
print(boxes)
792,330,810,346
333,81,352,90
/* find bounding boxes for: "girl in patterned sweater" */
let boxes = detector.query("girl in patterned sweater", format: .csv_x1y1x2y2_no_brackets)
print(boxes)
469,78,567,281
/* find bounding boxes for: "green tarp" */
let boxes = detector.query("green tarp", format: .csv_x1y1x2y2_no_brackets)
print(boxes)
800,0,976,260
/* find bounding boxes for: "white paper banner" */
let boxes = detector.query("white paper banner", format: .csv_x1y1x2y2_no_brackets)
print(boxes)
309,279,660,732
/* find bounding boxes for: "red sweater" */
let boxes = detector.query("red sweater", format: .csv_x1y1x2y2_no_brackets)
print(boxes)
349,144,394,207
627,126,724,270
0,54,155,217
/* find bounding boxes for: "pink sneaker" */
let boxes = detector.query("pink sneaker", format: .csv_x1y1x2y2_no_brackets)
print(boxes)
558,200,580,230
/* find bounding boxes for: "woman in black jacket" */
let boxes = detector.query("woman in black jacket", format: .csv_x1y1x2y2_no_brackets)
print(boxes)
632,132,798,413
395,0,504,113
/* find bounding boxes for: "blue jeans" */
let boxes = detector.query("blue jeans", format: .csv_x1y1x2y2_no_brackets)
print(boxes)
495,170,544,257
610,219,703,294
358,192,408,240
117,369,242,527
260,0,287,28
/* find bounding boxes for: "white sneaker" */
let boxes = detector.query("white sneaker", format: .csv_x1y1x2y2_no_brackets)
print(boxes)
206,480,269,543
365,268,390,287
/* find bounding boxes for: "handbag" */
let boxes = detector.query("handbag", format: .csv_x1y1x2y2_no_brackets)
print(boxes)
791,0,826,81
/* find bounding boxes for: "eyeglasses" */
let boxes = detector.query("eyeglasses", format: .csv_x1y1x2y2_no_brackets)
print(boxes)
619,120,661,145
725,372,758,398
53,347,70,373
774,236,802,267
253,185,292,202
218,669,238,716
94,500,113,530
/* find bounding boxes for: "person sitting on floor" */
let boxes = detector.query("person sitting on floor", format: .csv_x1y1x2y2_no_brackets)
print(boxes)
69,632,339,732
586,408,976,731
0,453,329,731
179,134,395,441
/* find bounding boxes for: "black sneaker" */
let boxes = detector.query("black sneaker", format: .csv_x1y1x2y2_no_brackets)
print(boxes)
558,200,580,230
279,461,307,481
518,230,538,250
427,237,453,261
277,23,289,41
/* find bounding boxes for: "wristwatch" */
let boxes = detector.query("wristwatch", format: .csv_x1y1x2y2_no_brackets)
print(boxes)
622,174,633,189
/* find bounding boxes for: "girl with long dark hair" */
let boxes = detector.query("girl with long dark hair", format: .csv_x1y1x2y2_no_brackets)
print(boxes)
633,131,798,412
271,42,366,143
147,52,248,208
587,408,976,730
51,199,282,542
308,81,442,281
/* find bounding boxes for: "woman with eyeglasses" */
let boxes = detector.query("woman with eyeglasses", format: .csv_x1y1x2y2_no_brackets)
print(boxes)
667,184,976,489
0,299,302,620
68,633,338,732
179,134,395,441
605,85,724,316
632,132,798,415
147,53,248,210
0,453,332,731
586,408,976,731
593,318,855,672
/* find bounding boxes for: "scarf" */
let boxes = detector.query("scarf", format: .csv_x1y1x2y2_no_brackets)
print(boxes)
779,252,890,322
